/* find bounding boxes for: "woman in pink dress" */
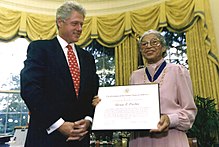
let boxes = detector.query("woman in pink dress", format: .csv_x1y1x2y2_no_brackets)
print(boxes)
92,29,197,147
128,30,197,147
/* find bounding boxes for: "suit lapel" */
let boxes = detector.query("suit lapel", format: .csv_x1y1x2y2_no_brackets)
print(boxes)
51,38,69,74
51,38,77,96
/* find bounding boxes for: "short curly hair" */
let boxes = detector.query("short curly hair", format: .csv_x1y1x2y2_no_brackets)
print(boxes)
139,29,168,57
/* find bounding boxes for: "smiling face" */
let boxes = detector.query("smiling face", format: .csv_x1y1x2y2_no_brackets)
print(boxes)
57,10,84,44
140,33,166,64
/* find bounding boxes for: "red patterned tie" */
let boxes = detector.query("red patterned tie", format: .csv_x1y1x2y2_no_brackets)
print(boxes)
67,45,80,96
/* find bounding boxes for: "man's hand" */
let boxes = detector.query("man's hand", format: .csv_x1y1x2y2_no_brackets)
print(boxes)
150,114,170,133
67,119,91,141
57,119,91,141
57,122,77,138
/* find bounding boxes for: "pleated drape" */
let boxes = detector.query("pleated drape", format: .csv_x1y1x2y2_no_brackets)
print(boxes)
115,34,138,85
0,0,218,106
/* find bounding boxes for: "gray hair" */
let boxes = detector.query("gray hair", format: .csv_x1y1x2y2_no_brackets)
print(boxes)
139,29,168,57
56,1,86,26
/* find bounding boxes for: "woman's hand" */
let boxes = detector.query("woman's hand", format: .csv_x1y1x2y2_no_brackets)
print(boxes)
150,114,170,133
92,95,101,106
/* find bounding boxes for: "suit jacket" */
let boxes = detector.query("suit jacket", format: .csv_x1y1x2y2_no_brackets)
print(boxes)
20,37,99,147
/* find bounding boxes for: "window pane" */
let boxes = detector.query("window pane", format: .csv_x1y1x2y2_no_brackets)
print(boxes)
0,37,28,90
0,93,8,113
0,114,6,134
21,101,29,113
8,93,22,112
21,114,28,126
0,92,28,134
7,114,21,133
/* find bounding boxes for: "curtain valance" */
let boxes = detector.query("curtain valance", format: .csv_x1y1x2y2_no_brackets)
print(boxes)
0,0,208,46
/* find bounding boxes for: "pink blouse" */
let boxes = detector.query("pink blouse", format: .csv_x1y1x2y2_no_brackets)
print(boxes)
129,59,197,147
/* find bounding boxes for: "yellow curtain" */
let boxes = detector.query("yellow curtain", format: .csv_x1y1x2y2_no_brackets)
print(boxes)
26,13,57,40
115,34,139,85
0,0,218,105
186,0,219,105
0,7,21,40
78,12,132,48
187,22,219,105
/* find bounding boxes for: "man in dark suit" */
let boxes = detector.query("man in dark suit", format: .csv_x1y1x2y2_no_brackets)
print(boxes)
20,1,99,147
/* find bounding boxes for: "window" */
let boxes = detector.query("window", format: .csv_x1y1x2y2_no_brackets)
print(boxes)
84,40,115,87
0,37,29,135
162,31,188,68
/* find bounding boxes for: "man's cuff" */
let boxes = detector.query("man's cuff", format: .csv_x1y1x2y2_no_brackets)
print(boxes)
85,116,92,123
46,118,65,134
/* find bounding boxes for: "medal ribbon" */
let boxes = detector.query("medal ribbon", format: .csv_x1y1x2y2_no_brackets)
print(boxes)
145,61,166,82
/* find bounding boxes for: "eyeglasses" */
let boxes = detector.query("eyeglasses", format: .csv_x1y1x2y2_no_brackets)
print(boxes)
140,38,161,47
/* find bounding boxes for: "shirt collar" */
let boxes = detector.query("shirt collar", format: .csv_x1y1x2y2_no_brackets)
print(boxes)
57,35,75,51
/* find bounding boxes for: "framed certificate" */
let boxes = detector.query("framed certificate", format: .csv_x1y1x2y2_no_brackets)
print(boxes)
92,84,160,131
